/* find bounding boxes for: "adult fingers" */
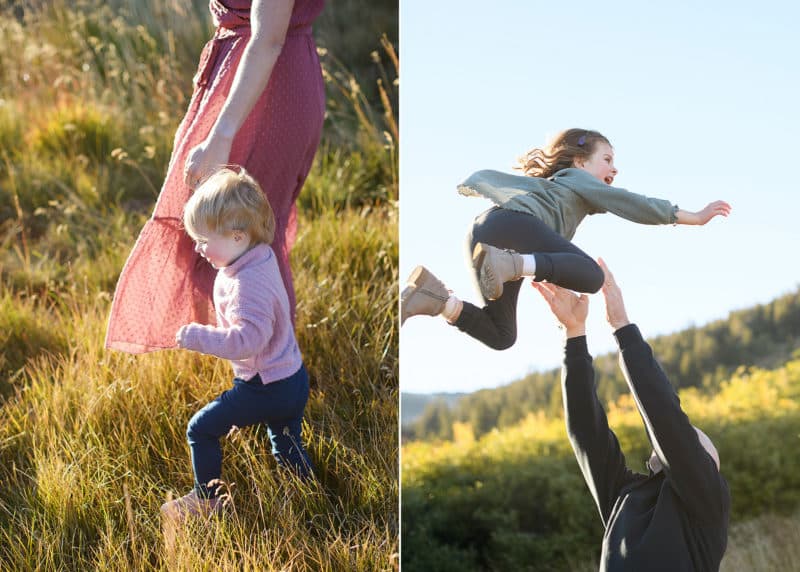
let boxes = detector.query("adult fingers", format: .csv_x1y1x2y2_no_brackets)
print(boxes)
598,257,616,287
183,145,206,188
532,281,556,303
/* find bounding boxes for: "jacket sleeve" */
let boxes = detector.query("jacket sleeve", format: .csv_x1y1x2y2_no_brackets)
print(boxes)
563,335,639,525
177,280,275,361
559,169,677,224
177,317,273,360
614,324,728,522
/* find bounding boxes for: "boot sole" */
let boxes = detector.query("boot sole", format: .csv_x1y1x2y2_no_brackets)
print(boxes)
472,243,487,272
472,243,502,300
406,265,430,288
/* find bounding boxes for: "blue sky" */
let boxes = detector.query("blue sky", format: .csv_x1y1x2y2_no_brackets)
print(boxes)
399,1,800,394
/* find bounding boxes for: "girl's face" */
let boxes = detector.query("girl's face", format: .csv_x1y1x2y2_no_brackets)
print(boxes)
191,227,251,269
574,141,618,185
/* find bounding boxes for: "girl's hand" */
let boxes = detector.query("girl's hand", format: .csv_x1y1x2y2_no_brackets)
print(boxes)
532,281,588,338
175,325,188,348
676,200,731,225
183,132,234,189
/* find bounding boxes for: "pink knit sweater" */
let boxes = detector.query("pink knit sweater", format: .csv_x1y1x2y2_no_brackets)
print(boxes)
176,243,302,383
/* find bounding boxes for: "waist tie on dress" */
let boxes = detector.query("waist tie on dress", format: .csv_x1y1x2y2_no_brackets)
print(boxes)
194,24,312,89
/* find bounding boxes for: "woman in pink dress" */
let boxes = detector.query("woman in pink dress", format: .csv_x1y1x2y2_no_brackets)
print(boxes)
106,0,326,353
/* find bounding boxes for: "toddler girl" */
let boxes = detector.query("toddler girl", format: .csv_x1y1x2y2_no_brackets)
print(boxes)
161,167,313,520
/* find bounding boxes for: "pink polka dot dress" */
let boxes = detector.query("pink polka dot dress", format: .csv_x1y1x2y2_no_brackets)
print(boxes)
105,0,326,353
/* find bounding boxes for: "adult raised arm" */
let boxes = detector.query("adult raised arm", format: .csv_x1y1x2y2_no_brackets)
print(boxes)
598,258,728,521
533,281,638,524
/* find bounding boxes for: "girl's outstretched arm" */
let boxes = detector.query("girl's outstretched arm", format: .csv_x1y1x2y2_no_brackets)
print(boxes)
674,200,731,225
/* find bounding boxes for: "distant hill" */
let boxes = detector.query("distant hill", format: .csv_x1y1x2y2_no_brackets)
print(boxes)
402,392,466,425
406,287,800,441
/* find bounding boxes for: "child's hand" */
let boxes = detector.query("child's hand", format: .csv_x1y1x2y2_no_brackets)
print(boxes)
695,200,731,224
175,325,188,348
676,200,731,225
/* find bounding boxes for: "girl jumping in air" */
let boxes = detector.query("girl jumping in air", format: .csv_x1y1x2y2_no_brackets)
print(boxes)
400,128,731,350
161,167,313,521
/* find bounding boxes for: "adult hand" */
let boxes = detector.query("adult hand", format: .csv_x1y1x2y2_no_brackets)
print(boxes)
598,258,630,331
675,200,731,225
183,132,234,188
532,281,588,338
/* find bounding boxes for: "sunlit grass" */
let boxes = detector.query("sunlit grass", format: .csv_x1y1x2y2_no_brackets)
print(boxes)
0,0,398,569
0,203,397,570
720,511,800,572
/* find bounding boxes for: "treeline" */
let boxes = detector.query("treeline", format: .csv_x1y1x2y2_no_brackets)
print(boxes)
407,288,800,441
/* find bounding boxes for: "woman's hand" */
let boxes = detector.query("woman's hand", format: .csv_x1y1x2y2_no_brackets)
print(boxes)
675,200,731,225
532,281,589,338
183,133,233,188
598,258,631,331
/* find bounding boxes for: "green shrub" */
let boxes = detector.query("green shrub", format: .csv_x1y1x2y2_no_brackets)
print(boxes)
402,361,800,570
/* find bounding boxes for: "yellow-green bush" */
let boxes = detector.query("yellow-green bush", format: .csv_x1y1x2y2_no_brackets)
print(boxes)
402,361,800,571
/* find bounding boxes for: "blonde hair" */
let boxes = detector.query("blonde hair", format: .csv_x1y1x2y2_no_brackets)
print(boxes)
515,129,611,178
183,167,275,245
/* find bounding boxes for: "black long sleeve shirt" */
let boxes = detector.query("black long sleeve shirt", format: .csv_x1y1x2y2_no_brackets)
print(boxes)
563,325,730,571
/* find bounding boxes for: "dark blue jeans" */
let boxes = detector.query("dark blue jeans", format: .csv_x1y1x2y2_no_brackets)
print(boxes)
186,364,313,497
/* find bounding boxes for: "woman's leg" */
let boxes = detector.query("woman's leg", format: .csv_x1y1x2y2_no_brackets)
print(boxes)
454,207,603,350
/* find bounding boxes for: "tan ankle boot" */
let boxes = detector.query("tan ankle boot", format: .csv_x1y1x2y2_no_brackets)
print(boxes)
472,243,523,300
400,266,449,325
160,490,224,522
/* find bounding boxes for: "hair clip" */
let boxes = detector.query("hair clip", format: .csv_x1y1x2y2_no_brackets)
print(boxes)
577,135,586,146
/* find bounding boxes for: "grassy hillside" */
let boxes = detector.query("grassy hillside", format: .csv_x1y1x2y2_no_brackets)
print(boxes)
0,1,398,570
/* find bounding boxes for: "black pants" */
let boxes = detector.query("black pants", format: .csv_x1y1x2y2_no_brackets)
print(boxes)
454,207,604,350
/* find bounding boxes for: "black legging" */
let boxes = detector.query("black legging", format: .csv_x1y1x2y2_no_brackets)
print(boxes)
454,207,604,350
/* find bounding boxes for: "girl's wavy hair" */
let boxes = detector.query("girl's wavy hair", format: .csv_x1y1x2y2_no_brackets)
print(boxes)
515,129,611,178
183,166,275,245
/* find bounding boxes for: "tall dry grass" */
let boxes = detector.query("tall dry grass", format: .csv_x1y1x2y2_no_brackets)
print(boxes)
720,511,800,571
0,1,398,570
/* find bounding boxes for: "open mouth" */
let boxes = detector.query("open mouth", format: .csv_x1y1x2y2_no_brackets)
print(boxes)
604,176,614,185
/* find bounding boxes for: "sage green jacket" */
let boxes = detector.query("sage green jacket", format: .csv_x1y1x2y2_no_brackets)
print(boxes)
457,168,678,241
